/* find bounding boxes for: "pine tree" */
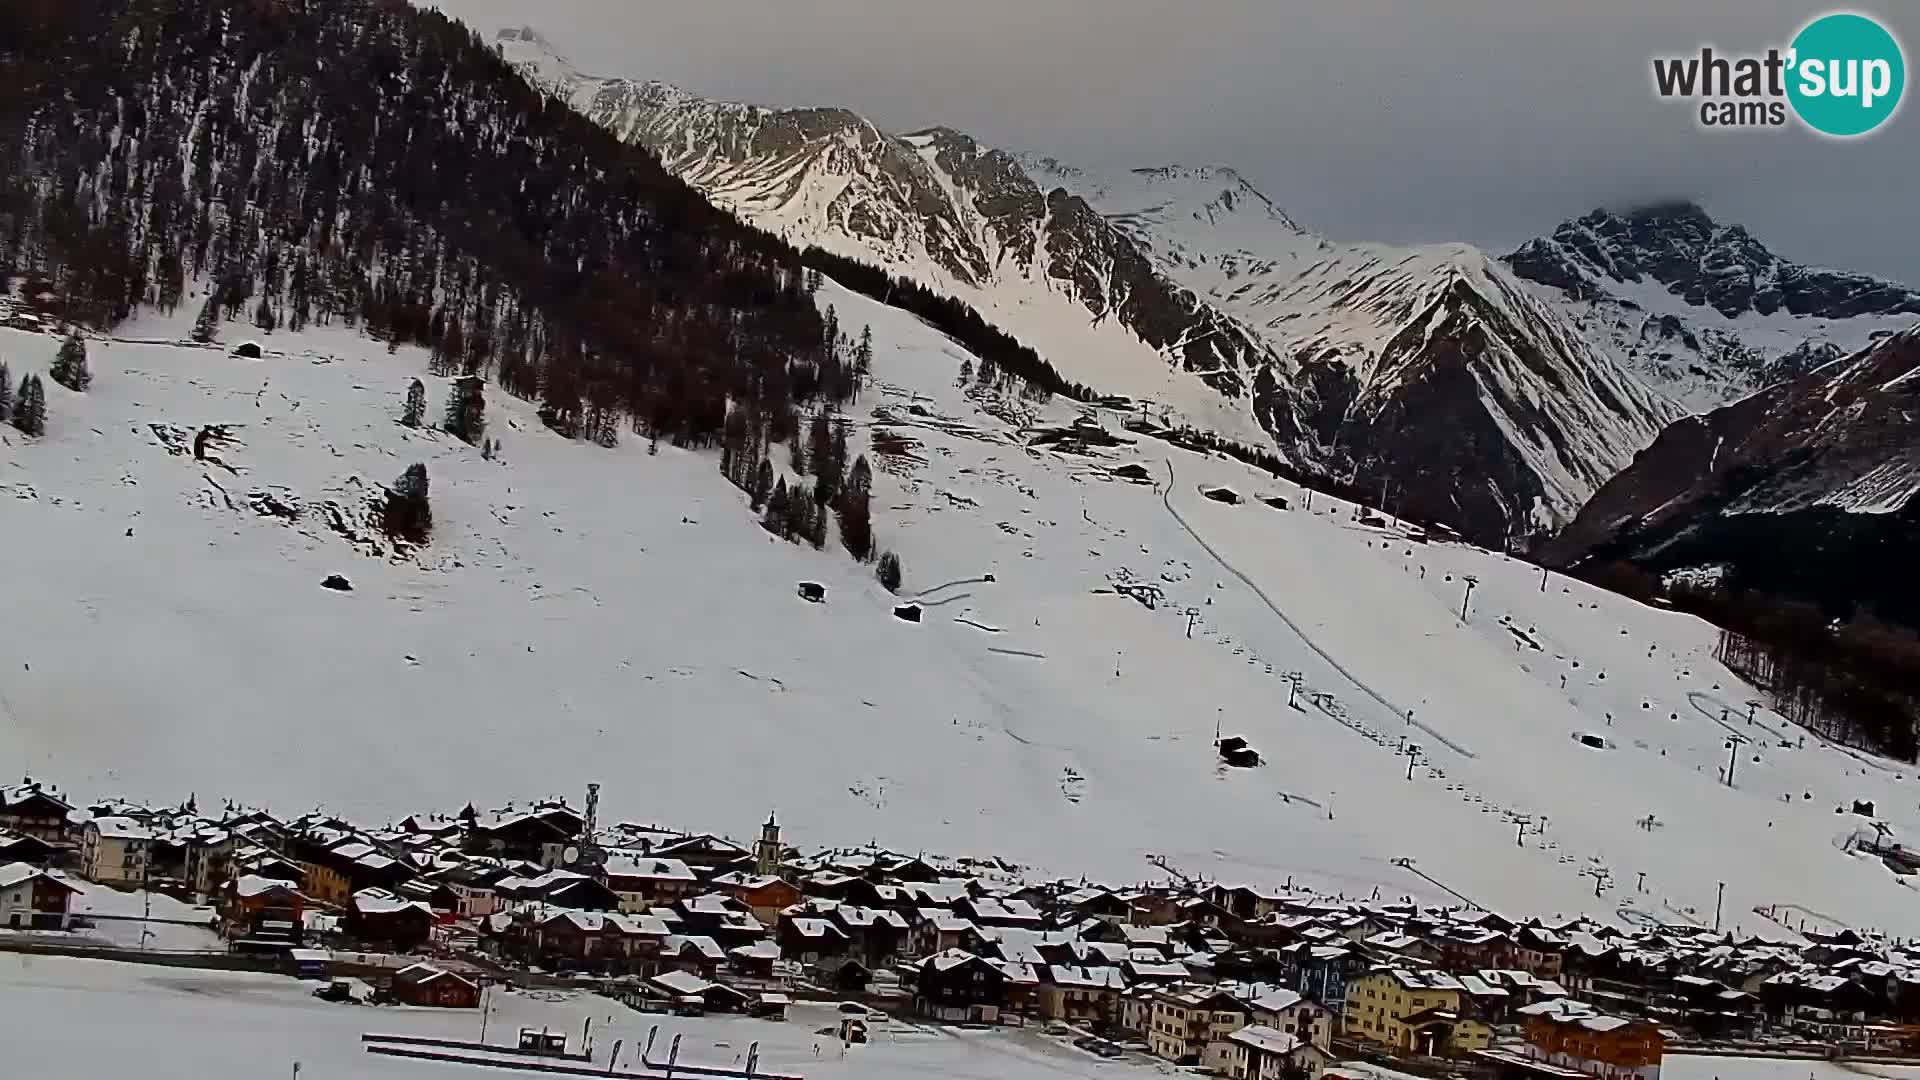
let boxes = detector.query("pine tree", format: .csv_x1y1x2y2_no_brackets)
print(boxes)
766,477,791,536
824,305,840,353
808,502,828,549
876,551,903,594
402,378,426,428
838,454,874,561
855,326,873,376
190,294,220,344
752,459,774,511
253,295,277,332
12,374,46,437
0,361,11,424
481,437,496,461
789,430,808,476
50,333,91,391
958,358,972,386
443,375,486,445
383,463,432,545
808,413,838,505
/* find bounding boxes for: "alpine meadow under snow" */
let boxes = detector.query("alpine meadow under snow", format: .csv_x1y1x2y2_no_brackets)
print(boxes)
8,280,1920,941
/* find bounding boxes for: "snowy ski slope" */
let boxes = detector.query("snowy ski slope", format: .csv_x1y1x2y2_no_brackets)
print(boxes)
3,282,1918,936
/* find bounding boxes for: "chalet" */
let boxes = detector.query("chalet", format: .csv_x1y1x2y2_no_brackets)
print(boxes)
390,963,481,1008
804,872,891,908
651,834,752,873
345,888,435,951
80,817,157,886
660,933,729,977
1436,926,1514,970
729,940,781,979
1365,932,1445,966
1456,972,1515,1024
650,970,751,1013
821,957,876,997
916,950,1008,1023
1059,887,1134,925
1514,925,1569,978
709,872,801,925
0,862,80,929
1518,999,1664,1080
435,865,508,918
953,894,1043,929
394,877,459,916
222,875,306,949
1148,986,1250,1066
0,783,73,844
602,852,699,911
1039,964,1127,1023
1760,970,1876,1025
829,904,911,967
231,847,307,889
496,870,621,912
1222,1025,1333,1080
464,802,583,864
1126,958,1192,985
876,854,944,883
488,907,669,976
1248,987,1334,1050
778,915,851,964
909,911,979,958
0,830,58,867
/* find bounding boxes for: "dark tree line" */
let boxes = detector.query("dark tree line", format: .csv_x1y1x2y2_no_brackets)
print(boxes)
1708,596,1920,762
1579,560,1920,761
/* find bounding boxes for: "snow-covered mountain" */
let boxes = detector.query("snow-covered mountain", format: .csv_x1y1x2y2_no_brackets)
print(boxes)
10,283,1920,938
1543,326,1920,627
495,28,1680,547
1507,202,1920,413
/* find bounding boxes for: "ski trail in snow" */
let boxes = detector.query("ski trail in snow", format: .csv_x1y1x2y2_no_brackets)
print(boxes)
1159,460,1478,760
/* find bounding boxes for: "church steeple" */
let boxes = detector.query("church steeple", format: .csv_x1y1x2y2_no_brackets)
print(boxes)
755,812,782,877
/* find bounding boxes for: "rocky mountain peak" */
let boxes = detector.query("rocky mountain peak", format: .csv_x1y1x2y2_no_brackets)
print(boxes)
1509,201,1920,321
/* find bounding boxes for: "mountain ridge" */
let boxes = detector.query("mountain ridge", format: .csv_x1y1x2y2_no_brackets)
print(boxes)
495,27,1680,547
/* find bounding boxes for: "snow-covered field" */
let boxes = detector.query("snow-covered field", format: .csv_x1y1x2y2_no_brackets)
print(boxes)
0,953,1128,1079
5,279,1920,935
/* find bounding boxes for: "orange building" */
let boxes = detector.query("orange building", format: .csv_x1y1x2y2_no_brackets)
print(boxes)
1518,1000,1663,1080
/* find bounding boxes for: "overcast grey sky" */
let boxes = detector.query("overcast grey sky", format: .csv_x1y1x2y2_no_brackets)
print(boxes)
434,1,1918,282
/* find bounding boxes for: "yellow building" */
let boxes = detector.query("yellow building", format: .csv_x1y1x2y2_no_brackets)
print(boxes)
299,860,351,906
1346,969,1493,1057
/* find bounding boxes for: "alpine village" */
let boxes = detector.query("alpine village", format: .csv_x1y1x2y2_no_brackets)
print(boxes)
4,775,1917,1080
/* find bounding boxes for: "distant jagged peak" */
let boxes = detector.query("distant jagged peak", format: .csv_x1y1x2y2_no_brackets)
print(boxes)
1508,196,1920,320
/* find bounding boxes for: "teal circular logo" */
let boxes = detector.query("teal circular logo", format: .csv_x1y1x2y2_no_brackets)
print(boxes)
1787,12,1905,137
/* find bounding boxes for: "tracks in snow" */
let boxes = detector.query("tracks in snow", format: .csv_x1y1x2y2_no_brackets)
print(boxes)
1158,460,1477,760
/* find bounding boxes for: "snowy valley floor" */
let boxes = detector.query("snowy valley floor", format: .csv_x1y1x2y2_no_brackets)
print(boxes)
0,953,1138,1080
3,953,1916,1080
5,281,1920,936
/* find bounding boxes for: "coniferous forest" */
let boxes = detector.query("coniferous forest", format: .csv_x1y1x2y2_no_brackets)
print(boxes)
0,0,855,459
